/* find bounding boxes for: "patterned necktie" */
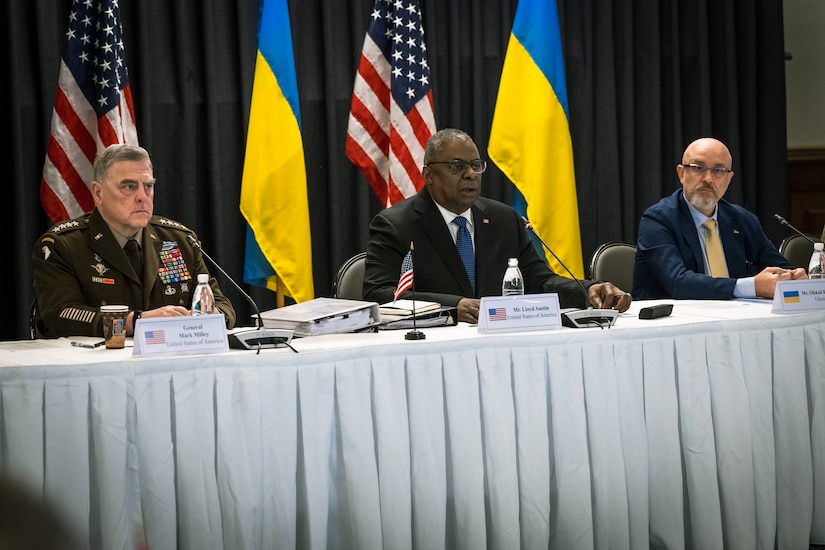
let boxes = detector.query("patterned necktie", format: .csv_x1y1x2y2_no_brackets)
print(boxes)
124,239,143,279
702,219,728,278
452,216,476,292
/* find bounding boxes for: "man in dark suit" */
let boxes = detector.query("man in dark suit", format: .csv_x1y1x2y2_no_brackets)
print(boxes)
632,137,806,300
363,128,631,324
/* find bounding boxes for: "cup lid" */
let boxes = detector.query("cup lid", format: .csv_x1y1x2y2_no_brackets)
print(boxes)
100,304,129,312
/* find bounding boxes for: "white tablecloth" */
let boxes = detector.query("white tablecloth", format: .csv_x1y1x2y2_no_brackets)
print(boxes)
1,300,823,549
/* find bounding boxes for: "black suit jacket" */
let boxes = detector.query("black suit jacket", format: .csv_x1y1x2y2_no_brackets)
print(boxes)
363,187,590,308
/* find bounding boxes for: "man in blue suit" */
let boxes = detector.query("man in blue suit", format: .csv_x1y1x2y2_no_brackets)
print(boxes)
633,137,806,300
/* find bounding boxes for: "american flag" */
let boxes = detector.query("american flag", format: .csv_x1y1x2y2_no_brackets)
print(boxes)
393,250,414,302
144,330,166,345
489,308,508,321
345,0,436,207
41,0,138,223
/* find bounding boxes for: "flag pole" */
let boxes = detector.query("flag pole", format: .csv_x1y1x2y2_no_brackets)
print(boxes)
405,242,425,341
276,274,285,308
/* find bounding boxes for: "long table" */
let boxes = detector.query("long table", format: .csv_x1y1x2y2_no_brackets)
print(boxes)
1,299,823,549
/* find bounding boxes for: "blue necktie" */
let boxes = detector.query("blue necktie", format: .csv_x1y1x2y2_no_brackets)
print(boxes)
452,216,475,292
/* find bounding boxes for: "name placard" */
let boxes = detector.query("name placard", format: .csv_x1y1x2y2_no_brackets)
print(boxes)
478,293,562,334
133,313,229,356
771,279,825,314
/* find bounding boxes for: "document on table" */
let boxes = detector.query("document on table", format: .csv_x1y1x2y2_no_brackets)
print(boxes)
260,297,380,337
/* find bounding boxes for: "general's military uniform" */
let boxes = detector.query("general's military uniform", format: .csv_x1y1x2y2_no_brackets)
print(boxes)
33,208,236,338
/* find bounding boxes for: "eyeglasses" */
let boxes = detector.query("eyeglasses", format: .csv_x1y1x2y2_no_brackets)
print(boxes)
681,163,733,178
427,159,487,174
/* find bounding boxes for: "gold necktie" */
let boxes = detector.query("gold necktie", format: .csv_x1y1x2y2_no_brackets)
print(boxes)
702,219,728,278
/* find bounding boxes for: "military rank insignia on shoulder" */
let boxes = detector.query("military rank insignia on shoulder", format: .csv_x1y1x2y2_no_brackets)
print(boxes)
50,218,84,234
154,217,190,231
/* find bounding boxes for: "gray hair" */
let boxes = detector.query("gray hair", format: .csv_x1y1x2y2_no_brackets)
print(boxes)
423,128,472,165
93,144,152,181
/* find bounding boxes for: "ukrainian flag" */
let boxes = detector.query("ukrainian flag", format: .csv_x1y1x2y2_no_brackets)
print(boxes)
240,0,314,302
488,0,583,278
783,290,801,303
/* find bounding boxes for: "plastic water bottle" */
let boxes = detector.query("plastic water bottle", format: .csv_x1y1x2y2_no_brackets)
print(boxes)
191,273,215,314
808,242,825,279
502,257,525,295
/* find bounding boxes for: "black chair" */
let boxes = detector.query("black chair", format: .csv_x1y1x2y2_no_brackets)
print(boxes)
29,298,47,339
331,252,367,300
589,242,636,292
778,233,821,269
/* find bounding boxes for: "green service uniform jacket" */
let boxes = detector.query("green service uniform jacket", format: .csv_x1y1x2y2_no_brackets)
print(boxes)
33,208,236,338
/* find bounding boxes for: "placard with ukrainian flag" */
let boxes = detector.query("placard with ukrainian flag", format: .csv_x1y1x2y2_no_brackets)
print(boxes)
771,279,825,314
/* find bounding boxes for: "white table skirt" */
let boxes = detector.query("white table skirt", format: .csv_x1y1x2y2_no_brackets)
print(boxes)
1,300,823,549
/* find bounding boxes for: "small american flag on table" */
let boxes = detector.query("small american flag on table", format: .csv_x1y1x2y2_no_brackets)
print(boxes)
393,250,414,302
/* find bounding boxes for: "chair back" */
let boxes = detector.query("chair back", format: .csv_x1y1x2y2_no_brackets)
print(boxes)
778,232,822,269
589,241,636,292
29,298,47,339
332,252,367,300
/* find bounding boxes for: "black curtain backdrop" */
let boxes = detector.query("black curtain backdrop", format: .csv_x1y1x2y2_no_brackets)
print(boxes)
5,0,787,341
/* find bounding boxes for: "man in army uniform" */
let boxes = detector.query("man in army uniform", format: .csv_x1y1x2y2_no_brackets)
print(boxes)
33,144,235,338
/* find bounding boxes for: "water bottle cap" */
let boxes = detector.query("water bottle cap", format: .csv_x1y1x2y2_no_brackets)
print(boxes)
815,242,824,250
197,273,209,283
508,257,518,266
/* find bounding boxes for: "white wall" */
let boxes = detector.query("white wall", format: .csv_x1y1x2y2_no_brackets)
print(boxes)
784,0,825,148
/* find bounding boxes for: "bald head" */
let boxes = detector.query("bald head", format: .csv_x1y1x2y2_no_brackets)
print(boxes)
676,137,735,216
681,138,732,167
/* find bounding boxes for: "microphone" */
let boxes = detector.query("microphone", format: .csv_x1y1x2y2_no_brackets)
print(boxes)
186,234,295,351
520,216,618,329
773,214,817,245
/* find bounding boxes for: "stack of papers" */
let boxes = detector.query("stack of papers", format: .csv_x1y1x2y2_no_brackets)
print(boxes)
379,299,442,317
260,297,380,337
378,300,456,330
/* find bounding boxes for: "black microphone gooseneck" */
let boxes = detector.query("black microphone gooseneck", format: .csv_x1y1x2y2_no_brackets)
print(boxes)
187,234,296,352
773,214,817,245
520,216,618,329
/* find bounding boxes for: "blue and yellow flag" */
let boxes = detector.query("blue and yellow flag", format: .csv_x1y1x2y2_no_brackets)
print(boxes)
488,0,583,278
240,0,314,302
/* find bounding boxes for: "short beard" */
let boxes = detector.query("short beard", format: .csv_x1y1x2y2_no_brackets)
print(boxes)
687,193,717,213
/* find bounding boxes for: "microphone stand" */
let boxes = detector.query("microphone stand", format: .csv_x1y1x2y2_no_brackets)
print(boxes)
186,235,296,353
773,214,817,245
520,216,618,329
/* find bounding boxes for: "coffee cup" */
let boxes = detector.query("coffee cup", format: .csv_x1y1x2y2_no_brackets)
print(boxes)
100,305,129,349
